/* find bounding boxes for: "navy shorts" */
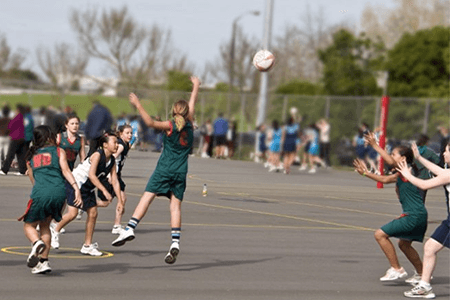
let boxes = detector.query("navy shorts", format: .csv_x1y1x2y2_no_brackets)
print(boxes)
215,135,227,146
66,184,97,211
430,219,450,248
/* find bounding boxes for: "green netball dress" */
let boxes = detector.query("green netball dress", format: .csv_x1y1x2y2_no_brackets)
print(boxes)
58,132,82,171
145,120,193,200
381,174,428,242
23,146,66,223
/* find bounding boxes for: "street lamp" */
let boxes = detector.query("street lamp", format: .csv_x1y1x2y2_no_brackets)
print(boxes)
229,10,260,92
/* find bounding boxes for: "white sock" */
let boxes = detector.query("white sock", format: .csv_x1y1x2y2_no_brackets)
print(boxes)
418,280,430,288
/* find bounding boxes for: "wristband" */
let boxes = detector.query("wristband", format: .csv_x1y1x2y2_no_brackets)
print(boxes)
71,182,77,186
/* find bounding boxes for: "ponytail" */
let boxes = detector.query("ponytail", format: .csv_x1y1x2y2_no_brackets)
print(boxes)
26,125,56,161
174,114,186,132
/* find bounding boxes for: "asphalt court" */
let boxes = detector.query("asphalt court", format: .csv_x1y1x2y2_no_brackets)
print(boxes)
0,151,449,300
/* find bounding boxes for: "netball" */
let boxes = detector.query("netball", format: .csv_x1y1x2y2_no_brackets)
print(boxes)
253,49,275,72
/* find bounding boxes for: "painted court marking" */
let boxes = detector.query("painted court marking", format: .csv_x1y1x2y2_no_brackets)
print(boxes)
1,246,114,259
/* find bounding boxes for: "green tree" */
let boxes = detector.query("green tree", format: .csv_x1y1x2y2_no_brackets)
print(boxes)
318,29,383,96
386,26,450,97
275,80,322,95
166,70,191,91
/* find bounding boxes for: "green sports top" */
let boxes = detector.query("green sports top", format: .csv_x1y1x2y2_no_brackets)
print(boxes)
416,146,440,180
396,174,427,216
29,146,66,199
155,120,193,174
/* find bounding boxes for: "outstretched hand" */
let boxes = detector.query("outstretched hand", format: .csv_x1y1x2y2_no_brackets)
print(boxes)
129,93,140,107
364,132,377,147
395,158,411,177
353,158,369,176
411,142,420,159
190,76,201,86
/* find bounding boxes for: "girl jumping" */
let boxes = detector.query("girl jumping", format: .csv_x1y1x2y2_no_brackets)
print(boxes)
112,76,201,265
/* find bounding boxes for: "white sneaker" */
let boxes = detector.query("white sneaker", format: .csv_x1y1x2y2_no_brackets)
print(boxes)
0,170,6,175
31,260,51,274
380,267,408,281
263,162,269,168
76,209,84,220
404,284,435,299
164,241,180,264
308,168,317,174
268,165,277,172
27,240,46,268
50,227,60,249
111,225,123,235
299,164,308,171
405,271,422,285
112,227,135,246
80,244,103,256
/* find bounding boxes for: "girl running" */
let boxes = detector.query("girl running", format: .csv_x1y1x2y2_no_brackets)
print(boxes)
52,114,86,231
282,117,299,174
112,76,201,265
397,142,450,299
51,131,123,256
306,123,325,174
20,125,82,274
111,124,132,234
353,145,427,282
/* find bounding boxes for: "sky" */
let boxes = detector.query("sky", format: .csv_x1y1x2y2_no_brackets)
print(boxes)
0,0,396,82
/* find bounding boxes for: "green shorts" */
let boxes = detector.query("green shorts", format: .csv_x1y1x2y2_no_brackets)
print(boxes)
381,213,427,242
22,194,66,223
145,169,187,201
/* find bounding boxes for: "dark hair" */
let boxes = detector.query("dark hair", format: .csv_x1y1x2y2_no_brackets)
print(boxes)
87,130,117,158
2,105,10,117
117,124,132,135
394,145,418,175
272,120,279,131
416,134,429,147
65,113,80,124
27,125,56,161
286,117,294,126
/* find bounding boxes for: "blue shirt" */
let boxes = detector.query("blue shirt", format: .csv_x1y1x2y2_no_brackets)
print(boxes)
213,117,228,136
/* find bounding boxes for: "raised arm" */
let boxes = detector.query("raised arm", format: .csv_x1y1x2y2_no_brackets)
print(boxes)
364,132,396,166
128,93,171,131
411,142,445,176
188,76,201,122
397,159,450,190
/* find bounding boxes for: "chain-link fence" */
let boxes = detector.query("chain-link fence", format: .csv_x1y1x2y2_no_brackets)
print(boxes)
1,87,448,164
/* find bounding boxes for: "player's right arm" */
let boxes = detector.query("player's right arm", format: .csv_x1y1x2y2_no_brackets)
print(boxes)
128,93,171,131
364,132,396,166
396,159,450,190
354,158,397,184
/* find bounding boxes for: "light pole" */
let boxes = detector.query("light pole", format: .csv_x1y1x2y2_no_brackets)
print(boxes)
229,10,260,92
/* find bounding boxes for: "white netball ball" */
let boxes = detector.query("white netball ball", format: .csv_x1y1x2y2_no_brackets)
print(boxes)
253,49,275,72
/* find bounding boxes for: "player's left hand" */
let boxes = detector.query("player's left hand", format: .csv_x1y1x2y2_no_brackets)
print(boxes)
128,93,140,107
353,158,368,175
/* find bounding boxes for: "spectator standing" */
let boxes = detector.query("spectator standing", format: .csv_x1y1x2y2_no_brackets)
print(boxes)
213,113,228,159
84,101,113,157
200,119,212,158
0,105,11,166
0,104,27,175
226,119,237,158
24,105,35,151
317,118,331,167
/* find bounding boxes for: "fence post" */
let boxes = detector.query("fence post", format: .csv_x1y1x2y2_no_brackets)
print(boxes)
325,96,330,119
422,99,430,134
282,95,288,122
238,93,246,160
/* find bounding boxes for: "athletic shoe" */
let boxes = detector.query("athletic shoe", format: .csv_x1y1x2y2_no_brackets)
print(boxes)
164,242,180,264
380,267,408,281
308,168,317,174
111,225,123,235
404,284,435,299
27,240,46,268
31,260,51,274
268,165,277,172
405,272,422,285
0,170,6,175
299,164,308,171
112,227,135,246
76,209,84,220
80,244,103,256
50,227,60,249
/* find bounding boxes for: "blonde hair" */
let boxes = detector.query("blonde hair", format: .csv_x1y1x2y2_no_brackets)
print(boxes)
172,100,189,132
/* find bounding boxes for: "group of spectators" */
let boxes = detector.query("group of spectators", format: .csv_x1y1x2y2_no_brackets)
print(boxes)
199,113,237,159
